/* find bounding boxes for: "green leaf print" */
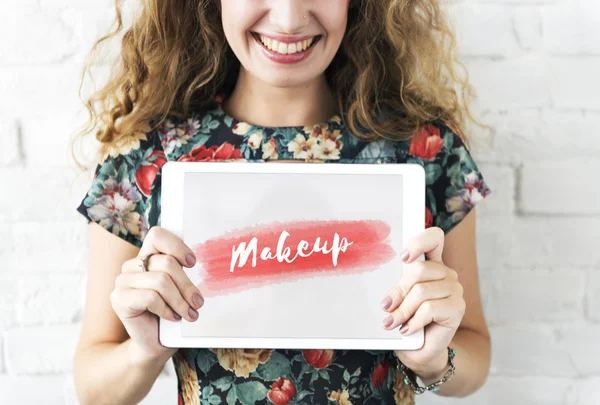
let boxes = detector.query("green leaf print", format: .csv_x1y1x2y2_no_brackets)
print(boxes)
343,369,350,383
253,351,291,380
207,395,222,404
424,163,442,185
212,376,234,392
226,388,237,405
426,187,437,216
235,381,268,405
196,351,218,375
443,130,454,150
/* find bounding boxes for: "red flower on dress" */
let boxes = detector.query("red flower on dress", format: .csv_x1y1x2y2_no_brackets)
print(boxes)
409,124,443,160
371,361,389,388
267,377,296,405
302,349,334,369
425,206,433,228
135,150,167,197
178,142,243,162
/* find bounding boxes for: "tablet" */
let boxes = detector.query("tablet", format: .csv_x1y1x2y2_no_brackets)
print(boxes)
160,161,425,350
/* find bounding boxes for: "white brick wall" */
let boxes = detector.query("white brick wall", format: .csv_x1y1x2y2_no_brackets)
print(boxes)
0,0,597,404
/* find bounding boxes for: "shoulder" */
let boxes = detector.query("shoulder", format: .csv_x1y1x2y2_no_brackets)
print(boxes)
77,121,167,247
395,118,492,234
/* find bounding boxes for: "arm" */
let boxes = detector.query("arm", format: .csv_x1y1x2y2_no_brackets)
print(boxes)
72,223,171,405
411,207,491,397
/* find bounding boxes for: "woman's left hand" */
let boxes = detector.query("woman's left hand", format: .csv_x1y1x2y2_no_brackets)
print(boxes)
380,226,466,380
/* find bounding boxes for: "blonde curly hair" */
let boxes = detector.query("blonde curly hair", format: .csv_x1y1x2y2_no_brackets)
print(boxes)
72,0,490,165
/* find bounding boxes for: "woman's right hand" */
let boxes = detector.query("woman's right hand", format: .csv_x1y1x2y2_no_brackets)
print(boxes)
109,226,205,364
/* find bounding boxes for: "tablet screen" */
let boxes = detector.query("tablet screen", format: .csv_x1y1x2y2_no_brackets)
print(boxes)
181,171,404,341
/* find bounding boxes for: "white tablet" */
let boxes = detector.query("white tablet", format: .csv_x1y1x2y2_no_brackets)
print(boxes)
160,161,425,351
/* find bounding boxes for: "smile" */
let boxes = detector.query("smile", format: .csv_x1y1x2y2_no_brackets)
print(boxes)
252,33,321,55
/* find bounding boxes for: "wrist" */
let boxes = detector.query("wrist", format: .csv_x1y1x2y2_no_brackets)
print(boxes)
408,350,450,384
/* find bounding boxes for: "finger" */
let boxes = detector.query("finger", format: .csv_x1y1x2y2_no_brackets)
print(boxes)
399,297,464,336
381,260,448,312
116,271,199,322
111,288,181,322
400,226,445,264
138,226,197,268
382,279,454,330
122,254,205,310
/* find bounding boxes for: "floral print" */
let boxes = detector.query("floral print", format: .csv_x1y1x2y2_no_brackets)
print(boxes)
77,99,491,405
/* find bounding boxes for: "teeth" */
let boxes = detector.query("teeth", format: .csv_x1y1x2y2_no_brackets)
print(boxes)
258,35,316,54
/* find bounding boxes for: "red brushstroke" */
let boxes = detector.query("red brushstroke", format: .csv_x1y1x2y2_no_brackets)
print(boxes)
192,219,396,297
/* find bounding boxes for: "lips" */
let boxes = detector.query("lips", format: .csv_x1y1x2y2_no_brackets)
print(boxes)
252,32,322,54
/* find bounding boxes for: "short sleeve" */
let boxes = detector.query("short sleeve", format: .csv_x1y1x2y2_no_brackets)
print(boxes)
407,119,492,235
76,130,167,248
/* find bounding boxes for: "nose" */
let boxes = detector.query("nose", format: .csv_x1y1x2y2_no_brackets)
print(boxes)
267,0,310,34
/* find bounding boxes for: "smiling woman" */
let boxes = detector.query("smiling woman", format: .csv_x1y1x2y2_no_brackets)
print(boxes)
72,0,492,404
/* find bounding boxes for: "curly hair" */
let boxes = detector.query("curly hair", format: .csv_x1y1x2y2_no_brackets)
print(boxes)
73,0,490,165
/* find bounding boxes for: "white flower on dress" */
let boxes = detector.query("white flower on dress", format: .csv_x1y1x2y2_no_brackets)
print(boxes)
104,127,149,160
262,138,278,160
232,122,251,135
320,138,340,160
445,171,485,221
287,134,321,159
160,118,200,154
87,177,146,238
248,132,263,149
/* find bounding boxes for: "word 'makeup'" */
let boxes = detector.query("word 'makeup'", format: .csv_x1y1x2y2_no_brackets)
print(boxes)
230,230,353,272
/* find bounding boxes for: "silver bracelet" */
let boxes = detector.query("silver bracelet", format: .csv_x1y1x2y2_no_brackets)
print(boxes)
396,347,456,394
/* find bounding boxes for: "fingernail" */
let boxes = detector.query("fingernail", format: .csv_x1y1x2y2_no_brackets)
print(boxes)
400,324,409,334
173,313,182,321
381,295,392,311
383,315,393,328
192,293,204,309
400,249,410,261
186,253,196,267
188,307,198,320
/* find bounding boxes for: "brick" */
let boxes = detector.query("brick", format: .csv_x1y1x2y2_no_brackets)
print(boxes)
489,324,577,377
475,163,515,215
419,376,571,405
571,378,600,405
464,55,552,111
9,222,88,272
549,57,600,110
480,270,585,326
17,274,83,326
587,272,600,322
4,324,80,375
555,324,600,375
0,375,65,403
446,3,513,57
0,6,76,66
0,65,110,118
60,6,122,65
0,119,21,165
470,110,600,164
543,2,600,55
477,216,600,270
520,159,600,215
0,168,92,222
21,114,101,168
513,7,543,51
0,273,18,331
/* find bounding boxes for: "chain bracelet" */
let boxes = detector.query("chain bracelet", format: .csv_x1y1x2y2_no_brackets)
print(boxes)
396,347,456,394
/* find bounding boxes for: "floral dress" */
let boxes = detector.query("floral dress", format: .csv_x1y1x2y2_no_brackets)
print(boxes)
77,99,491,405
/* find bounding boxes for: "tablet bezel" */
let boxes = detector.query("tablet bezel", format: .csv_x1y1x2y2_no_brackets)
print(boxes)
160,161,425,350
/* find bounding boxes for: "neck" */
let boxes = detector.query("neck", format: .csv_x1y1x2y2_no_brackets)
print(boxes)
221,67,338,127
